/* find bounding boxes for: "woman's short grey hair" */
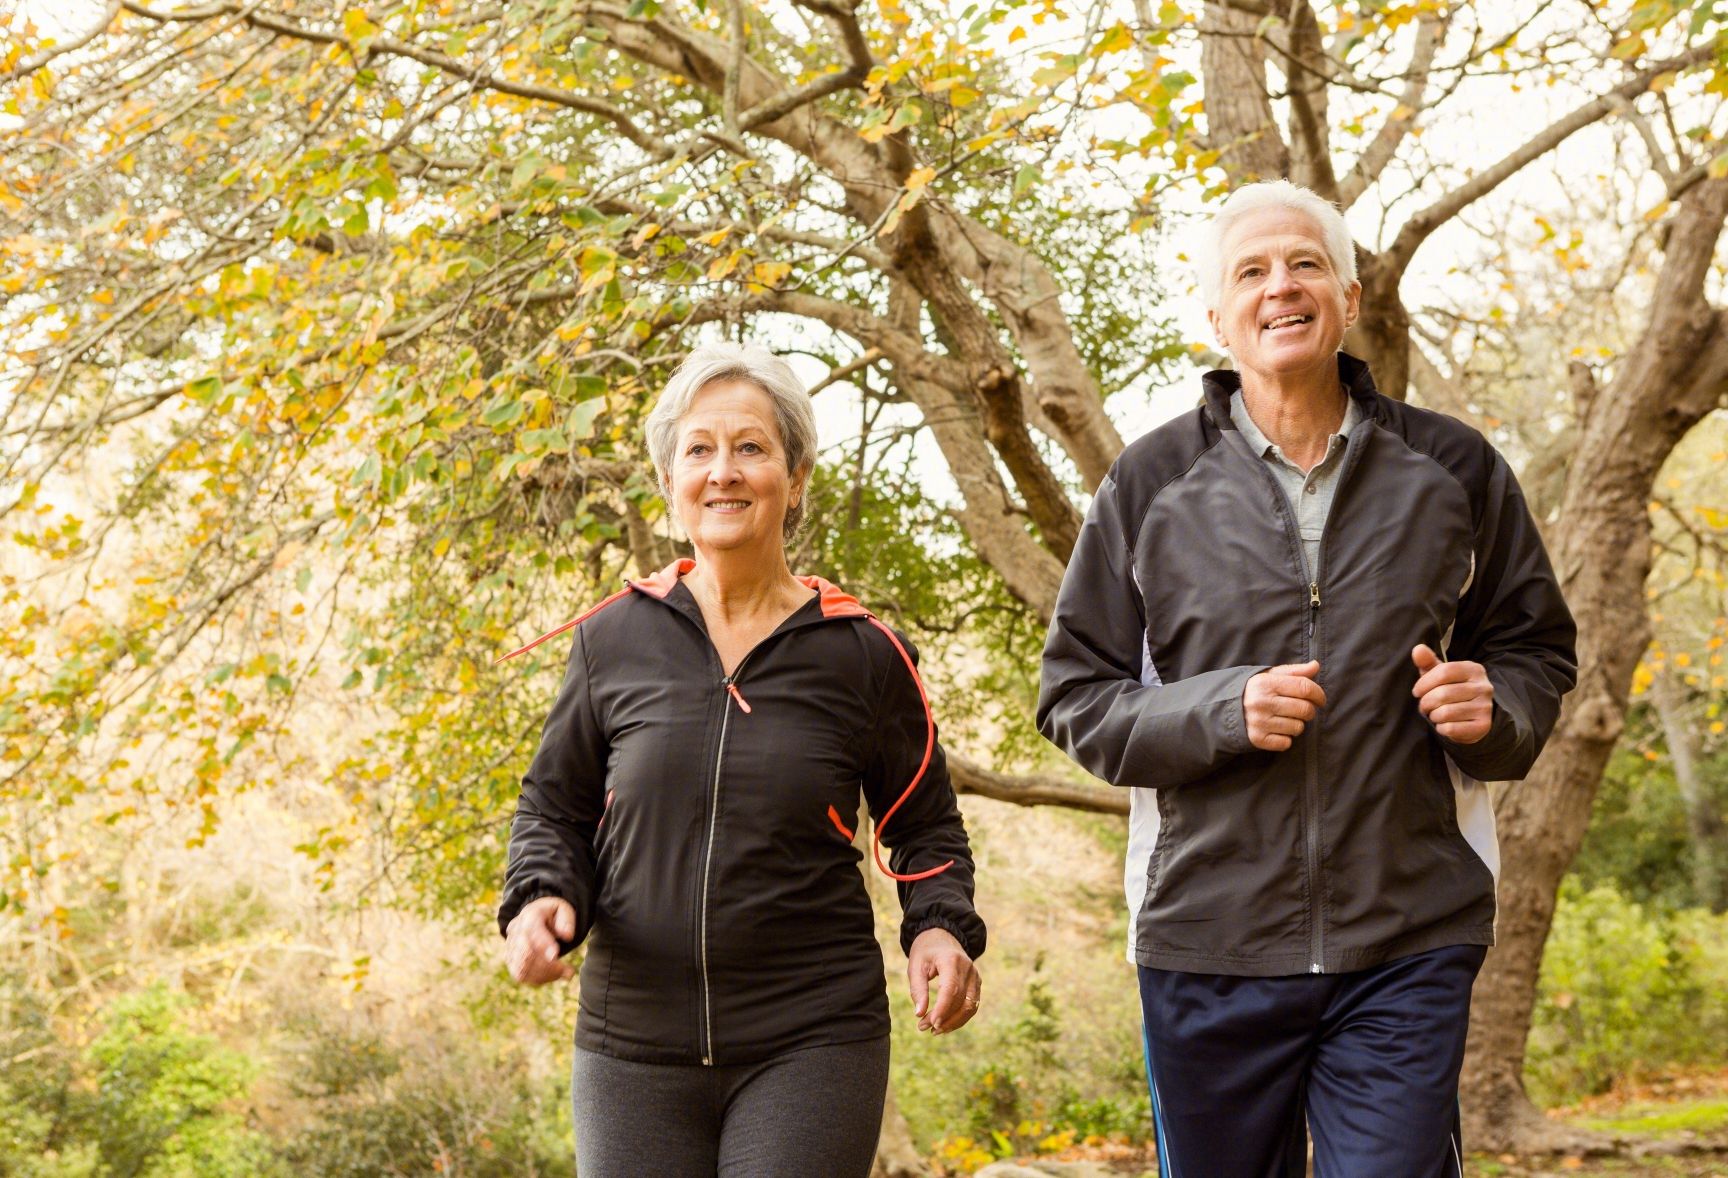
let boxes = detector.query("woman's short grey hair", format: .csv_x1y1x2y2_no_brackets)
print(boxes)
645,342,819,540
1194,180,1358,312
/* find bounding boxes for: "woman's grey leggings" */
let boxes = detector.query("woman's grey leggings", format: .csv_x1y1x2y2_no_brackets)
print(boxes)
572,1037,890,1177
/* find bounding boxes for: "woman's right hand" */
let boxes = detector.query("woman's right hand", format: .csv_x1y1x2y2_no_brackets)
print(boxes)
505,896,577,985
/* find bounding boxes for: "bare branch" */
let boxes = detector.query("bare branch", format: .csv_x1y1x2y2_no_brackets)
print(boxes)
2,0,121,82
117,1,677,158
1336,7,1444,208
1387,44,1720,271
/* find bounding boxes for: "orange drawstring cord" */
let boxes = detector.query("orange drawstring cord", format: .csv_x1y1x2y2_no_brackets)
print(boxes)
865,617,954,883
493,586,634,665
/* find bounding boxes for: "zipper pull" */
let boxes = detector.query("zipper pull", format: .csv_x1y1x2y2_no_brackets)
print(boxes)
724,678,752,714
1307,581,1321,636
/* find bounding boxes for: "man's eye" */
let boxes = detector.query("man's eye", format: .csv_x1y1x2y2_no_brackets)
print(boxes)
1240,267,1262,279
1296,259,1319,269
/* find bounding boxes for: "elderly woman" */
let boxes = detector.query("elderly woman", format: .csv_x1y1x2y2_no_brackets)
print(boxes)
1038,181,1575,1176
496,342,987,1177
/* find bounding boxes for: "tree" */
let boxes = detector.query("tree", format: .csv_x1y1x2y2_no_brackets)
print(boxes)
4,0,1727,1162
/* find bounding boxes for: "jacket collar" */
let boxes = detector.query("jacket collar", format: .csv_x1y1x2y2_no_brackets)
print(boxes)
1201,351,1382,431
630,558,871,625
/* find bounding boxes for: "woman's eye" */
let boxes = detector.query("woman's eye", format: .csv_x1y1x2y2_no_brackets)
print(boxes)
686,443,710,457
738,441,763,454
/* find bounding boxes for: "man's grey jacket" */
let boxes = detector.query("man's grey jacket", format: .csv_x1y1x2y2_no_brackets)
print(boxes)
1037,354,1577,977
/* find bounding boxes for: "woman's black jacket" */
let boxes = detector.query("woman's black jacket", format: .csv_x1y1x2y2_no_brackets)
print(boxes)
498,560,986,1065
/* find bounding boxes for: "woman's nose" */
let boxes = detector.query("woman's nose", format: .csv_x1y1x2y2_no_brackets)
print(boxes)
706,453,740,484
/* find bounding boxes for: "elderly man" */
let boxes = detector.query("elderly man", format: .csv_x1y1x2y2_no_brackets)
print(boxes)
1038,181,1577,1177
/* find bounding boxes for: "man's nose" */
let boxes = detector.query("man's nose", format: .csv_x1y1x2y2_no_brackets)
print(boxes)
1265,261,1301,296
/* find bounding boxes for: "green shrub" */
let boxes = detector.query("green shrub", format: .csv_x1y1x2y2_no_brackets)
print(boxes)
84,987,281,1178
279,1016,570,1176
0,979,279,1178
902,954,1150,1171
1528,880,1728,1105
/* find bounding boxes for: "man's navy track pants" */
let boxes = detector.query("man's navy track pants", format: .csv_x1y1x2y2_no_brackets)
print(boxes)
1138,943,1487,1178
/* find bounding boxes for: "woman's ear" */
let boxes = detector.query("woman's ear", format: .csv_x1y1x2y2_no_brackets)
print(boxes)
791,462,812,506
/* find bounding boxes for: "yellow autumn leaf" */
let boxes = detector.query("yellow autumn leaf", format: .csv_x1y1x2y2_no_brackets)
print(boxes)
1094,24,1133,55
707,248,745,281
751,261,792,287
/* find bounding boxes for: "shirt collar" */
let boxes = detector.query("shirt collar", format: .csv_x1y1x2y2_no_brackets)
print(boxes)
1230,389,1361,464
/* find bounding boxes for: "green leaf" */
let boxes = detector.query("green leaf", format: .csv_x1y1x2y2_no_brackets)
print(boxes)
483,400,526,429
296,568,313,594
1013,165,1041,198
568,396,606,439
520,428,569,453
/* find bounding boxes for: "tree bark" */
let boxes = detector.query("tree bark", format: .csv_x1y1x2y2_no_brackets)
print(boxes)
1651,670,1728,912
1343,250,1413,401
1460,178,1728,1152
1199,2,1289,182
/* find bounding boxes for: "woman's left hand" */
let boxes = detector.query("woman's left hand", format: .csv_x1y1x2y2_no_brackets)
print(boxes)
907,927,981,1035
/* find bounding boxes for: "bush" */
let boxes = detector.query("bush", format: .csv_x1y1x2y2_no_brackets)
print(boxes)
910,954,1150,1173
278,1016,571,1176
1527,879,1728,1105
0,979,279,1178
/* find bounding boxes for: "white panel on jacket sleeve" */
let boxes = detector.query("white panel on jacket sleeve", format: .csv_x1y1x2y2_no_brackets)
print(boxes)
1125,631,1163,964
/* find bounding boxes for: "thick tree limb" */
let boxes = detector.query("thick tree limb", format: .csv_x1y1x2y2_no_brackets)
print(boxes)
1283,0,1338,203
949,755,1128,816
1199,0,1290,182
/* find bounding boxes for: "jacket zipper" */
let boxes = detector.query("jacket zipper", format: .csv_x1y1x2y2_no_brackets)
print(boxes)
698,654,756,1066
1301,421,1370,974
1305,578,1324,974
1238,431,1329,977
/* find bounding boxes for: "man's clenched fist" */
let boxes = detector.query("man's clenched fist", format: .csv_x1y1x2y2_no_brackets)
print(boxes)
1411,644,1494,744
1243,661,1327,752
504,895,577,986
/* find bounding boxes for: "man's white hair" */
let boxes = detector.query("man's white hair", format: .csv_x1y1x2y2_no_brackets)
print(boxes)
1194,180,1357,312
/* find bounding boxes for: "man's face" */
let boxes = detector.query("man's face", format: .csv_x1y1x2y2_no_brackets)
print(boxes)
1208,207,1361,387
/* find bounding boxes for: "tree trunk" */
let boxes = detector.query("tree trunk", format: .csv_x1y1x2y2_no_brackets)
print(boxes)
1651,670,1728,912
1343,250,1411,401
1459,178,1728,1153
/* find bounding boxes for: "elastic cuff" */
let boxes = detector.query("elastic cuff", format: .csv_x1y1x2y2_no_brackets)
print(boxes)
901,915,985,960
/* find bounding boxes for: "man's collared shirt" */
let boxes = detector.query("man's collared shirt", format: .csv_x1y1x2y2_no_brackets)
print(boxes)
1229,389,1363,581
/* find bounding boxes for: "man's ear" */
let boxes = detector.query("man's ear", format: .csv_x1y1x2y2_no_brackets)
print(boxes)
1208,306,1228,351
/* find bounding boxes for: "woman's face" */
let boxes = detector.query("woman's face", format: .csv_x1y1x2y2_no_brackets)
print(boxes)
669,379,804,559
1207,207,1361,387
